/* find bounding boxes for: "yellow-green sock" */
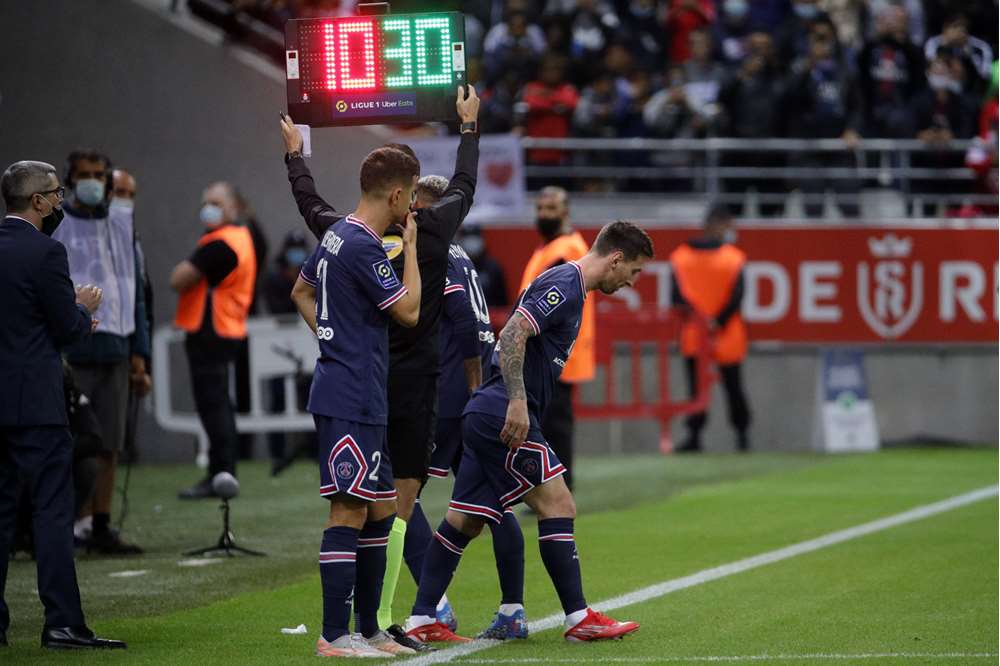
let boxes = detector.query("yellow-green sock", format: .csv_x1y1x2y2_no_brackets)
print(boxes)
377,516,407,629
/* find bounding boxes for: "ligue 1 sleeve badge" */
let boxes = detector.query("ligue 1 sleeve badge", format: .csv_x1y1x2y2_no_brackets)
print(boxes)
537,286,566,316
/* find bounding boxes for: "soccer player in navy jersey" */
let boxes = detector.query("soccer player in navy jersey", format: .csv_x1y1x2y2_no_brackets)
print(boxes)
409,177,528,641
281,88,480,639
289,147,424,658
405,221,654,644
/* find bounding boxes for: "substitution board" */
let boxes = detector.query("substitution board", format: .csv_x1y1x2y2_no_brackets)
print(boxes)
284,12,467,127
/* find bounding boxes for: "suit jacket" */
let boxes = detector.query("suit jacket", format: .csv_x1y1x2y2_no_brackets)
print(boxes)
0,216,92,426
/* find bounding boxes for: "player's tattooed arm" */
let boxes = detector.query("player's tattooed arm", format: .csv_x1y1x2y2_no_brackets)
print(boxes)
291,276,318,334
498,312,535,449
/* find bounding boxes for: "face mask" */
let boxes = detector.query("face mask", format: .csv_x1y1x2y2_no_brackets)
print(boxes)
793,3,819,19
74,178,105,207
724,0,748,18
928,74,960,93
536,216,562,238
285,247,307,266
723,228,739,244
41,200,65,236
459,235,484,258
110,197,134,213
200,203,224,227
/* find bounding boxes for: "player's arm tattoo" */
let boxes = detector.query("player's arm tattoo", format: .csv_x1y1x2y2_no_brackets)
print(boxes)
497,312,535,401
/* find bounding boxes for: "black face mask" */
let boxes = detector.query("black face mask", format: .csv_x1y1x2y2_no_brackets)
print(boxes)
41,206,65,236
536,216,562,239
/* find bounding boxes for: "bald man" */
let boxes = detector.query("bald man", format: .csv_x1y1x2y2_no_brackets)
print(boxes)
171,182,258,499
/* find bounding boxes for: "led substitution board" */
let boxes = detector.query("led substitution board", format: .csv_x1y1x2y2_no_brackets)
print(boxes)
284,12,467,127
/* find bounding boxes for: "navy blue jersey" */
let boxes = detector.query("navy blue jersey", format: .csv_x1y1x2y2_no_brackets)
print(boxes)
300,215,408,425
464,262,586,427
438,244,496,418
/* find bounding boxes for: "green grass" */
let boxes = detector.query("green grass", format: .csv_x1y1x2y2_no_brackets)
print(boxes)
3,448,996,664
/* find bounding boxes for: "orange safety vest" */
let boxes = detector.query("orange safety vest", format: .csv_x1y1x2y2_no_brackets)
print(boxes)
519,231,595,383
670,242,748,365
174,224,257,340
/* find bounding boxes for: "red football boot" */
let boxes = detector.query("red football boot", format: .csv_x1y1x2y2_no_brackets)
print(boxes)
405,620,472,643
564,608,640,642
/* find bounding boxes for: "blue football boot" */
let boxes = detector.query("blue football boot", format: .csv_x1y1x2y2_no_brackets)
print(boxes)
476,608,528,640
436,599,458,633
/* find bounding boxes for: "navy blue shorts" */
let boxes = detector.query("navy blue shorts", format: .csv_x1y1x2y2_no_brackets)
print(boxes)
315,415,396,502
429,417,463,480
449,412,566,524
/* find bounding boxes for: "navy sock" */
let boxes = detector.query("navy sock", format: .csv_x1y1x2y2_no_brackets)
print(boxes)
489,510,525,605
411,520,471,618
537,518,586,615
320,526,359,642
403,500,432,585
355,514,394,638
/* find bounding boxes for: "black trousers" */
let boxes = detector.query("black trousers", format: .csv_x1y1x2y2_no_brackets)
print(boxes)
185,338,240,477
0,426,86,632
542,380,575,489
684,358,751,436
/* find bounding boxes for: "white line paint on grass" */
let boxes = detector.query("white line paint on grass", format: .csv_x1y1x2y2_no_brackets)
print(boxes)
452,655,999,663
406,485,998,665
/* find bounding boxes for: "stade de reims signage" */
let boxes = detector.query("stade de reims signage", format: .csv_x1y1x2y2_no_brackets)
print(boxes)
284,12,467,127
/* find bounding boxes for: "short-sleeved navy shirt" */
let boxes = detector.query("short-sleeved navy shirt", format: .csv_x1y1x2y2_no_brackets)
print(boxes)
438,244,496,419
464,261,586,427
300,215,407,425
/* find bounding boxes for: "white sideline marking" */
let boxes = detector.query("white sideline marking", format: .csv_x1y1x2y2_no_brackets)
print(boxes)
108,569,149,578
406,485,998,665
453,655,999,663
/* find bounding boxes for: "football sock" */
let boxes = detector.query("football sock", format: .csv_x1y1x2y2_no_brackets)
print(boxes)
411,521,470,618
376,516,407,629
355,514,394,638
489,510,525,605
92,512,111,536
319,526,359,642
537,518,586,616
403,500,432,584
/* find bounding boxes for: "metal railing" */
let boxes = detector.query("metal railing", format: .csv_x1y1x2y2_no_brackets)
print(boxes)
520,136,995,213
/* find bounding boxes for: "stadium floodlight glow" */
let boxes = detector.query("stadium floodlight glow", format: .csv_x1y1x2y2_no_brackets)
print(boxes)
284,12,467,127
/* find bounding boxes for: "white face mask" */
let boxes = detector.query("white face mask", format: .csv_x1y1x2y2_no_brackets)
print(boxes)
110,197,134,212
199,203,224,227
75,178,105,206
723,228,739,244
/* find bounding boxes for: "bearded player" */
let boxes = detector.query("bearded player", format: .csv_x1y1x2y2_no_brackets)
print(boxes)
404,220,654,643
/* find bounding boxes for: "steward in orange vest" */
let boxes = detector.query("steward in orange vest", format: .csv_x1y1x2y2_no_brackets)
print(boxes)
669,204,751,453
518,186,594,487
170,182,258,498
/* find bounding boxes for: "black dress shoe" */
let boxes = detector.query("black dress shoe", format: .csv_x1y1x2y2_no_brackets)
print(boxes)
41,625,126,649
178,479,217,500
86,529,144,556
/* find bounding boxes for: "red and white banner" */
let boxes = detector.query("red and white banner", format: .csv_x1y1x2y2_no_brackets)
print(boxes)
483,225,999,344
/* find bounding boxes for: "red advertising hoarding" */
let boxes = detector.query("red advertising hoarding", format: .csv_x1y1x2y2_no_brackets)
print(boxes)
482,225,999,344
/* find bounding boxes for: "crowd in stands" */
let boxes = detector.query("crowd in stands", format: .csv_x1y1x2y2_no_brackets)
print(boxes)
211,0,998,211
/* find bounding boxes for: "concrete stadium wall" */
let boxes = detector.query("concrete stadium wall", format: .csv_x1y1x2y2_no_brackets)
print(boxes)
0,0,384,463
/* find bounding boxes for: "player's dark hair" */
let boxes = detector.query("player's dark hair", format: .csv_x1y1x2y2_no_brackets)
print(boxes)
593,220,654,261
359,147,420,196
382,142,421,170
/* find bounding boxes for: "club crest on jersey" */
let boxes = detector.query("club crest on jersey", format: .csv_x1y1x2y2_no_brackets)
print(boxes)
336,461,355,479
536,285,566,316
372,258,401,290
382,234,403,260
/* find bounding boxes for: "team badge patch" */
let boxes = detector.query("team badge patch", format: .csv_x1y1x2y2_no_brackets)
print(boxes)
536,285,566,316
336,461,355,479
372,258,401,290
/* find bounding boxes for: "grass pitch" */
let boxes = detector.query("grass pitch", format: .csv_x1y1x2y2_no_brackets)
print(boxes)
3,447,996,664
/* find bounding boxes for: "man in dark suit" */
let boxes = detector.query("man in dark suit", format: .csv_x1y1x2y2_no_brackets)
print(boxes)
0,160,125,650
